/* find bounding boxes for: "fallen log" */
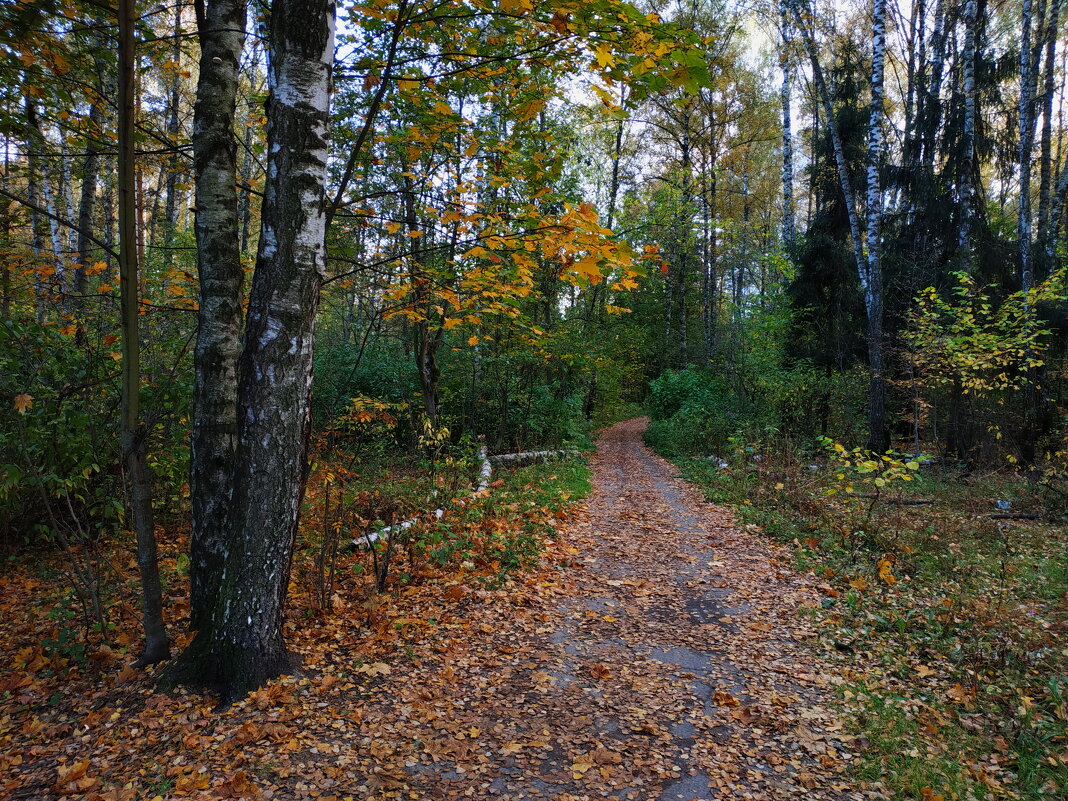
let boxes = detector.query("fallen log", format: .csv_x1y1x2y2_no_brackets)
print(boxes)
487,449,580,468
353,446,492,550
856,494,934,505
988,513,1042,521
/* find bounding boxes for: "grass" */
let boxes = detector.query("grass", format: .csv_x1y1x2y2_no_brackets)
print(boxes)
654,435,1068,801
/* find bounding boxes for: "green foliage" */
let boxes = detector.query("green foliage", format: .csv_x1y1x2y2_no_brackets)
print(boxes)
0,319,120,541
907,270,1067,396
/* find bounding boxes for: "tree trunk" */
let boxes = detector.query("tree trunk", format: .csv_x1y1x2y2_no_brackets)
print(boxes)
787,0,865,280
170,0,335,701
162,0,184,271
25,104,47,322
779,0,796,252
74,99,104,298
957,0,978,268
1037,0,1063,269
187,0,248,632
119,0,170,667
865,0,889,453
1020,0,1037,291
26,99,67,304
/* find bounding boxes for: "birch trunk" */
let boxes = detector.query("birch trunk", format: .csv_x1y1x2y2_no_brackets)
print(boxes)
1037,0,1062,266
779,0,796,251
188,0,248,632
26,99,67,301
1020,0,1037,291
958,0,978,267
172,0,335,700
865,0,889,453
786,0,865,283
162,0,184,270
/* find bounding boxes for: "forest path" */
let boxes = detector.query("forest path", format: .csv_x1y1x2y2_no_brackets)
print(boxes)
354,418,868,801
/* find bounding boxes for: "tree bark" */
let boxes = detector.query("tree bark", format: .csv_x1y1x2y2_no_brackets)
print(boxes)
779,0,796,252
171,0,335,701
1020,0,1037,291
119,0,170,667
1037,0,1063,268
865,0,889,453
162,0,184,270
957,0,978,268
188,0,248,632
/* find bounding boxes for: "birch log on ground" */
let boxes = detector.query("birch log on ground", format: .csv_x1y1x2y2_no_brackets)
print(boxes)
487,450,581,468
353,447,492,551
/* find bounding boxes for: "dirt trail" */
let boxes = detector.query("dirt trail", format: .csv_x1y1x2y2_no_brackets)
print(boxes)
353,418,868,801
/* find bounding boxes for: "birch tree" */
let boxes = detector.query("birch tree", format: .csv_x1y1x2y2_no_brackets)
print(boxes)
958,0,977,267
187,0,247,633
1020,0,1036,291
779,0,796,252
170,0,336,699
863,0,888,452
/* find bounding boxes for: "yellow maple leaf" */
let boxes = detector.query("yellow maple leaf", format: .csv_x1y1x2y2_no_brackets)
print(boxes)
13,394,33,414
593,43,616,69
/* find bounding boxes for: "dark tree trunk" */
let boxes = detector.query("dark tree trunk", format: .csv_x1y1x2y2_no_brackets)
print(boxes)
74,98,103,298
170,0,335,702
119,0,170,667
188,0,248,632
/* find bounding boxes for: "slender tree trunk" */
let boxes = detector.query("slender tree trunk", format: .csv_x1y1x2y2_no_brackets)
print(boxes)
958,0,978,268
187,0,248,632
74,100,103,298
25,110,47,322
170,0,335,701
779,0,796,252
787,0,865,281
119,0,170,667
865,0,889,453
1020,0,1037,291
1037,0,1063,268
163,0,183,271
26,99,67,303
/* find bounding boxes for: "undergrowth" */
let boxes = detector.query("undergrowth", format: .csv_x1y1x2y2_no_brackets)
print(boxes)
653,434,1068,801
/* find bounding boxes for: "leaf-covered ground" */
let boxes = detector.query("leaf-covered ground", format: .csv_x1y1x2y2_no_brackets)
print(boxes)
1,420,877,799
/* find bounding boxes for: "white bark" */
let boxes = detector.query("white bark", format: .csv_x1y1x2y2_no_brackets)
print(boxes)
958,0,978,265
1020,0,1036,291
779,0,796,251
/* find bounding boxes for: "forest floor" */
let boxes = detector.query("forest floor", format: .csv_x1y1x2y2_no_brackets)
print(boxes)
1,419,879,801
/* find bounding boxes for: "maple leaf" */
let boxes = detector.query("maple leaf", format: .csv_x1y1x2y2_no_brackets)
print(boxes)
593,43,616,69
13,394,32,414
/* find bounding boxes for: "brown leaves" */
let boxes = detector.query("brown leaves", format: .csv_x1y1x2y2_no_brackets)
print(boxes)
588,662,613,679
712,688,739,707
55,760,99,795
215,770,263,799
